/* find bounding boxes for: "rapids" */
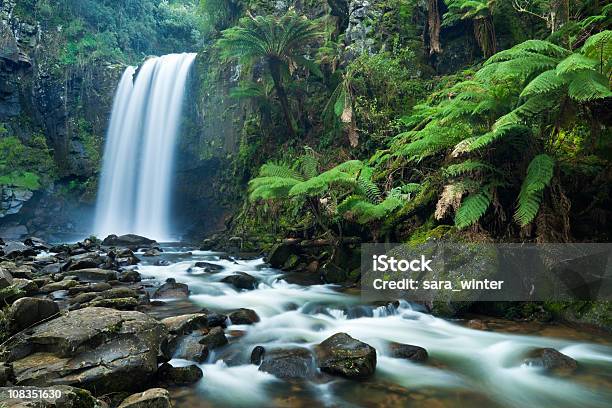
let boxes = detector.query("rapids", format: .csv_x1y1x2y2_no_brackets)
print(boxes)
138,245,612,408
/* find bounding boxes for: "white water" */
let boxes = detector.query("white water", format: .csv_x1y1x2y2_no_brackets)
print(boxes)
139,247,612,408
94,53,197,241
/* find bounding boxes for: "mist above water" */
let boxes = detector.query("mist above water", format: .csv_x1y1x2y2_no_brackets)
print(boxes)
94,53,197,241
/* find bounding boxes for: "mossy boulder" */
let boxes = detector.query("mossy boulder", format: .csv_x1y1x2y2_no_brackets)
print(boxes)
315,333,377,379
0,307,168,395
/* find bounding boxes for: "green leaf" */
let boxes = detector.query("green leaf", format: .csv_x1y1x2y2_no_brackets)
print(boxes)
454,189,492,229
520,70,566,98
514,154,555,226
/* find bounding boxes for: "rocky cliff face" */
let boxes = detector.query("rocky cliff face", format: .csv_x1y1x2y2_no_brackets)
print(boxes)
0,0,121,239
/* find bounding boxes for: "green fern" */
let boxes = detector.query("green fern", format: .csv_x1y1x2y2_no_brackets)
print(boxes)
258,162,304,181
454,189,492,229
514,154,555,227
338,194,404,224
444,160,491,177
567,71,612,101
556,53,600,75
520,70,565,98
249,176,301,200
400,183,422,194
356,166,382,203
581,30,612,63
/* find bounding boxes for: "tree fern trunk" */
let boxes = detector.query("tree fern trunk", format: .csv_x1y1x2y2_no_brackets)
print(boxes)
550,0,569,33
427,0,442,55
268,57,297,138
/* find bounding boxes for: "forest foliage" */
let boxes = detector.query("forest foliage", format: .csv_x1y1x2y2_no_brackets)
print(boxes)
202,0,611,243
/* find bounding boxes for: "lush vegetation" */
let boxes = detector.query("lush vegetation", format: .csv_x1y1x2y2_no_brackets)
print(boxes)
0,125,55,190
16,0,203,66
198,1,611,246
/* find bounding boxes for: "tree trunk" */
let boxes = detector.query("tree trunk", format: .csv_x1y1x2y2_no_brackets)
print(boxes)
268,57,297,138
427,0,442,55
550,0,569,33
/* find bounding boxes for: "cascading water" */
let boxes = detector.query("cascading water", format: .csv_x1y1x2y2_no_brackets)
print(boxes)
139,246,612,408
94,53,197,241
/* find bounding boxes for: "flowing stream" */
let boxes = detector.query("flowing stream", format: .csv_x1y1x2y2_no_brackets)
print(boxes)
94,53,197,241
138,245,612,408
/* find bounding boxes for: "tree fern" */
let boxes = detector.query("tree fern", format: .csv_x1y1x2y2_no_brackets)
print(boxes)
249,176,301,201
514,154,554,227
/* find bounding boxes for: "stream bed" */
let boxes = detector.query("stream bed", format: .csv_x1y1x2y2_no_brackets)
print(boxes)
139,245,612,408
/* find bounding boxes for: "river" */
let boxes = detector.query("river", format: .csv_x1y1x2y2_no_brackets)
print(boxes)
138,244,612,408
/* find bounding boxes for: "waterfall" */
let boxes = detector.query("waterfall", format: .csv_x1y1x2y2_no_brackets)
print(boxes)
94,53,197,241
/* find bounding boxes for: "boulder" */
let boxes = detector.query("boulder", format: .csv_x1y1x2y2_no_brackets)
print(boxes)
170,334,209,363
157,363,203,385
142,249,162,257
39,280,78,293
119,270,142,283
161,313,209,335
525,348,578,375
0,307,168,394
153,280,189,299
221,272,257,290
118,388,172,408
12,278,38,295
0,385,103,408
199,308,228,328
102,234,157,250
68,268,118,282
467,319,488,330
68,282,112,295
198,326,228,349
42,263,65,274
388,342,428,362
315,333,377,378
0,268,14,289
258,347,316,379
85,297,139,310
229,308,260,325
9,297,60,331
266,243,299,269
250,346,266,365
194,262,223,273
2,241,37,259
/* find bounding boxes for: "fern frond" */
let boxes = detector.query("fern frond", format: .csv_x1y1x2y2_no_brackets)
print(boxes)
466,125,526,152
338,194,404,224
581,30,612,62
249,177,301,201
356,166,382,203
400,183,422,194
258,162,304,180
454,189,492,229
567,71,612,101
556,53,599,75
288,161,363,197
520,70,566,98
514,154,554,227
444,160,491,177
